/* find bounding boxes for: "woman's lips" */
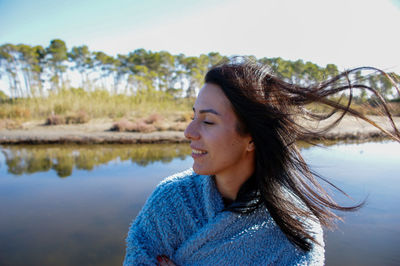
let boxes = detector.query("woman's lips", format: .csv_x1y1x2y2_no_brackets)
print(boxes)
191,148,207,158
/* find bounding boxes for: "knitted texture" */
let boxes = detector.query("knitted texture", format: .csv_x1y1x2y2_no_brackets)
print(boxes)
124,169,324,265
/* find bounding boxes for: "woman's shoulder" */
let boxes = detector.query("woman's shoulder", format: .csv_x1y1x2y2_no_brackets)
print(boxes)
158,168,197,186
155,168,202,192
147,169,204,204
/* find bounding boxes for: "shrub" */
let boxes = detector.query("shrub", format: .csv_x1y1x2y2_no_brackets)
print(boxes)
132,120,156,133
110,118,157,133
174,112,193,122
65,110,89,124
144,113,163,124
46,114,66,125
110,118,136,132
168,122,188,131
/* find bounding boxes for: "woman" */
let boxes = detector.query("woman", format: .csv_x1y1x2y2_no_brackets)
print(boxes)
124,58,399,265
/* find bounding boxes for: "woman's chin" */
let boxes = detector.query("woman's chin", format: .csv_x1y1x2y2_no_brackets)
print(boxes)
192,164,211,176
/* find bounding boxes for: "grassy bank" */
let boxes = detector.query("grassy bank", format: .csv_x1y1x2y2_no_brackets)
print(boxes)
0,88,194,130
1,88,399,132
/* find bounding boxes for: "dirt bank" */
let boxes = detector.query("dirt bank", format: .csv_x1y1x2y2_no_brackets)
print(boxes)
0,116,399,144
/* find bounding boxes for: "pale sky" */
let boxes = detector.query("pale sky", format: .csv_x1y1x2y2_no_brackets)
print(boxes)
1,0,400,73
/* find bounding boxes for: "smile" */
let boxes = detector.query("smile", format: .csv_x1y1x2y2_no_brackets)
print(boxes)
192,149,207,157
192,149,207,155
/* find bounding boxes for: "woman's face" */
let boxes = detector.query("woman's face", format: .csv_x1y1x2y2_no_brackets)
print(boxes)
184,83,254,178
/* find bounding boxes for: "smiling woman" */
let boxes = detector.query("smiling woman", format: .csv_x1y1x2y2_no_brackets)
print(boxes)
185,83,255,201
123,58,399,266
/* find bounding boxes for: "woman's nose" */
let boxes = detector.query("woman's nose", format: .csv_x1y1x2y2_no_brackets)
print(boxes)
184,120,200,140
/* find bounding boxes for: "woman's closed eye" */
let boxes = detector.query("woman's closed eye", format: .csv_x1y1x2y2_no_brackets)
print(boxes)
191,115,214,125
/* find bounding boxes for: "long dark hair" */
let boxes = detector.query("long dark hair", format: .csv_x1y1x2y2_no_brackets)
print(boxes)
205,57,400,251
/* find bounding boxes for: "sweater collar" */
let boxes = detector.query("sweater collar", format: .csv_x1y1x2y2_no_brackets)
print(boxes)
201,174,225,219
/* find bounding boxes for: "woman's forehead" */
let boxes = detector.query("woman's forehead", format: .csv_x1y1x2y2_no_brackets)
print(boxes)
195,83,232,113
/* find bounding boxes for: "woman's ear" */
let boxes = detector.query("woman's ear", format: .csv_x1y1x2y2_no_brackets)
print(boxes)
247,140,255,152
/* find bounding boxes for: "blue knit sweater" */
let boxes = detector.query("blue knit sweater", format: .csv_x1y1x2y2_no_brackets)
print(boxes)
124,169,324,265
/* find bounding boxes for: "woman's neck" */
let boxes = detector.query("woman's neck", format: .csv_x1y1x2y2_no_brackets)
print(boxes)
213,163,255,201
211,147,255,200
214,176,243,201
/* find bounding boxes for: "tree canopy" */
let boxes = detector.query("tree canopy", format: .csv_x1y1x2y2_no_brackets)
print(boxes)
0,39,399,101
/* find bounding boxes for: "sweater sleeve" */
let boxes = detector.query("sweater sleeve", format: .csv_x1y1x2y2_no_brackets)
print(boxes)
123,180,181,266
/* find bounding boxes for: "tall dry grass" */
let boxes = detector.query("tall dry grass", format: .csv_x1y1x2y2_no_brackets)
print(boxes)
1,88,398,131
0,88,194,123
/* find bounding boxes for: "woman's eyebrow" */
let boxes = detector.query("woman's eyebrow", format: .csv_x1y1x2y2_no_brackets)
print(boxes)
193,107,221,116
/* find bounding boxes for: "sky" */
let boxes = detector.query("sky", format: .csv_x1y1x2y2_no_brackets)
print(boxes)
1,0,400,74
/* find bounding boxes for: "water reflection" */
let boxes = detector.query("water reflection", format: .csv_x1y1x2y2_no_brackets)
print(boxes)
0,141,399,265
1,139,383,178
1,144,191,177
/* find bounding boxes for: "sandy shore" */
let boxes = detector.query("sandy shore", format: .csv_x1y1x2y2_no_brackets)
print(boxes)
0,115,399,144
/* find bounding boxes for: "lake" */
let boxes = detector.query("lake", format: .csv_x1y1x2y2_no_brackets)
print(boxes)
0,141,399,265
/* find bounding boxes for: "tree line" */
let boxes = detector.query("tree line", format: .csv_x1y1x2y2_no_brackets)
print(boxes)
1,39,399,101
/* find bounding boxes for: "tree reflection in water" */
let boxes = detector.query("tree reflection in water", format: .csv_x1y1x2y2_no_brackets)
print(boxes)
0,139,384,178
1,144,191,178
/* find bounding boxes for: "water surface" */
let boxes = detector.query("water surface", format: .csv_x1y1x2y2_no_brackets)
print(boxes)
0,141,399,265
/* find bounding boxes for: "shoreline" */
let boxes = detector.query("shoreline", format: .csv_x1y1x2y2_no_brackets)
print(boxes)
0,115,399,145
